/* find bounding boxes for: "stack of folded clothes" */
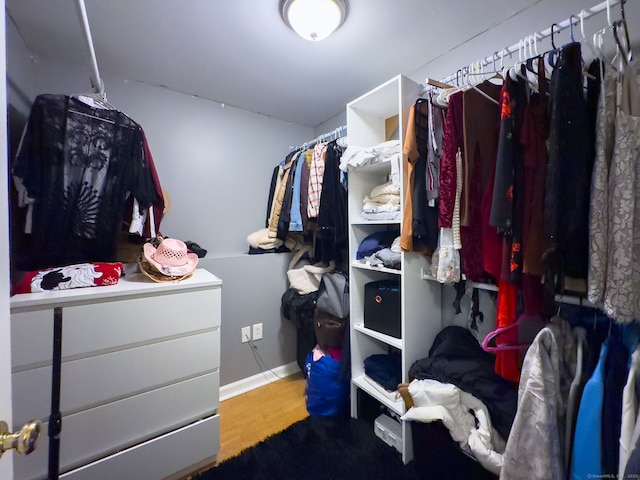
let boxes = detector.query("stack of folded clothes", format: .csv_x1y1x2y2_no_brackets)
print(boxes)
362,180,401,221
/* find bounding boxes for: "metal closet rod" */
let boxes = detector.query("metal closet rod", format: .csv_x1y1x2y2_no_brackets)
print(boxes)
424,0,622,90
290,125,347,152
76,0,105,97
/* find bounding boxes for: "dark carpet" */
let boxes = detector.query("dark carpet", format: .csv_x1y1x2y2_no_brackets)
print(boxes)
194,415,421,480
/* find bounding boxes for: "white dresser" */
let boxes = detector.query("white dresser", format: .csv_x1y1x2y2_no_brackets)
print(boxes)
9,268,222,480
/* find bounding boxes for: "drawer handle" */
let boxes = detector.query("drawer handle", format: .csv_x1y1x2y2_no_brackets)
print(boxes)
0,420,41,458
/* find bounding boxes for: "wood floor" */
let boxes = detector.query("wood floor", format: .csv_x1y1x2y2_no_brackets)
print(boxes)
183,371,308,478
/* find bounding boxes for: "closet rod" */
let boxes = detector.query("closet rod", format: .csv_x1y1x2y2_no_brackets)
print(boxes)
423,0,622,91
290,125,347,152
75,0,106,97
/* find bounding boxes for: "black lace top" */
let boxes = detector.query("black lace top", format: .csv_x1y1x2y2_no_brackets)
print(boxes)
12,94,157,270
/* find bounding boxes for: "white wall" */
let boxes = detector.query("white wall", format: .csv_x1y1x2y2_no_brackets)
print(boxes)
6,17,313,387
406,0,640,89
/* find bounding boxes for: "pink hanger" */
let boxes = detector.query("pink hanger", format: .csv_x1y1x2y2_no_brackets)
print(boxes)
482,312,546,352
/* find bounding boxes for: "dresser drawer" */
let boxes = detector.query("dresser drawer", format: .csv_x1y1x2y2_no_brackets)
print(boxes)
13,372,219,480
59,415,220,480
11,287,221,369
13,330,220,426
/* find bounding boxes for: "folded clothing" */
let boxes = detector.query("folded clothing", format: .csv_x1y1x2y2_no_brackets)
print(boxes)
339,140,401,172
364,352,402,392
12,262,124,295
369,248,401,269
356,230,398,260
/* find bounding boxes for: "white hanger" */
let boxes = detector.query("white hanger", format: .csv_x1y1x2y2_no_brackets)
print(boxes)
465,60,500,106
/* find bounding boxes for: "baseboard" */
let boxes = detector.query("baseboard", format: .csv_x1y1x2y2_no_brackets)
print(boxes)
219,361,301,401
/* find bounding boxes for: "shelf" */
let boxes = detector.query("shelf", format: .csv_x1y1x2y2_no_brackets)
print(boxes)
467,280,498,292
554,294,595,308
352,260,401,276
350,218,402,225
421,268,595,307
353,374,405,416
354,322,402,349
350,157,397,174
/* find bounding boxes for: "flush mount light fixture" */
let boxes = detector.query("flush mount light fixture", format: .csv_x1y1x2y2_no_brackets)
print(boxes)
280,0,348,41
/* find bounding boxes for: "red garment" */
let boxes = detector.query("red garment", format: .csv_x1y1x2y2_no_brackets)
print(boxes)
439,92,465,228
11,262,124,295
522,66,550,276
481,155,502,281
494,280,520,382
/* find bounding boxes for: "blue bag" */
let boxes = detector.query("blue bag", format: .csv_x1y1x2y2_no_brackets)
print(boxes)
304,351,349,416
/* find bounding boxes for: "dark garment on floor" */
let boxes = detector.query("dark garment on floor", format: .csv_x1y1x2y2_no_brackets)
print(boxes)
408,326,518,440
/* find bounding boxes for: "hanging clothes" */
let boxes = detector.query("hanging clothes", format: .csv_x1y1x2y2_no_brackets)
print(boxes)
602,335,630,475
460,80,501,282
501,316,578,480
439,91,465,229
603,61,640,322
12,94,158,271
266,163,283,227
543,42,596,313
521,57,551,278
267,150,296,236
307,142,328,220
571,340,608,480
588,62,618,307
277,151,301,241
289,149,307,233
121,128,166,240
412,98,439,253
400,103,419,252
316,140,347,264
621,345,640,476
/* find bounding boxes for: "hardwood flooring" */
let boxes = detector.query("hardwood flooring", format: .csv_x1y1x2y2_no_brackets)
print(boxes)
183,371,308,478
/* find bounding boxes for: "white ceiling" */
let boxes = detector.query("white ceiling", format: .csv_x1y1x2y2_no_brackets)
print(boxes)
6,0,640,127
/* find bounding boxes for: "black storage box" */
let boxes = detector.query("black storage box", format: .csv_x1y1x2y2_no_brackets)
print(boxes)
364,280,401,338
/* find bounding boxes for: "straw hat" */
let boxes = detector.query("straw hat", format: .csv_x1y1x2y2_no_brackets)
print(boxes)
138,238,198,282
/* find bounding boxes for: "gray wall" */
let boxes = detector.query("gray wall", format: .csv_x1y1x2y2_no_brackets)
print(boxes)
6,17,314,387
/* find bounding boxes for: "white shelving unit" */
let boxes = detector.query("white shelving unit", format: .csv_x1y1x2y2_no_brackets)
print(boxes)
347,75,442,463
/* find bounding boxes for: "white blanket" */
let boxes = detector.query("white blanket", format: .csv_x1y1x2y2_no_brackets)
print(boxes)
401,379,506,475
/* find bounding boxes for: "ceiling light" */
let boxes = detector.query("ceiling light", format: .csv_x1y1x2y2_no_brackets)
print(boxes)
280,0,348,42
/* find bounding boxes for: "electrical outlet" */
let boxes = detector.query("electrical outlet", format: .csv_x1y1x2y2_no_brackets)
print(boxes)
241,326,251,343
252,323,263,341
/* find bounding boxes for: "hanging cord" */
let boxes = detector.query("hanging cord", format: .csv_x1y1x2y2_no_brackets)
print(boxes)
247,337,286,380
